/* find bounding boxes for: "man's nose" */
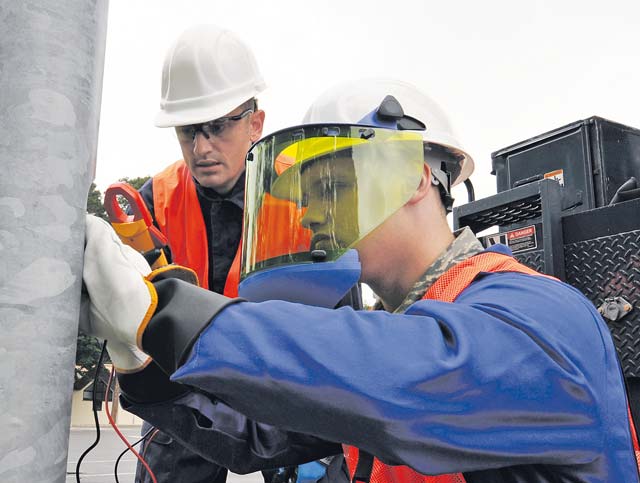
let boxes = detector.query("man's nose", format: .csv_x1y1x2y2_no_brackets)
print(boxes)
192,131,215,156
300,202,326,229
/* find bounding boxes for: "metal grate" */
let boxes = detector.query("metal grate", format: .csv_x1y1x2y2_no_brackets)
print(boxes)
565,230,640,377
514,250,545,274
462,195,542,232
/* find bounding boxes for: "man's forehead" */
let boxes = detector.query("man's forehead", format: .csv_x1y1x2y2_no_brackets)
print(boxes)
299,155,356,181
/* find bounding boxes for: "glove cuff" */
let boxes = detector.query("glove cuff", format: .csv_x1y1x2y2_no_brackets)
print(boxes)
135,279,160,350
118,359,189,403
147,264,199,286
108,341,153,374
141,278,243,375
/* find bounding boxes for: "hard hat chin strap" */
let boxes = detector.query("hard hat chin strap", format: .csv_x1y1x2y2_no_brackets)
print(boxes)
428,164,455,213
424,144,456,213
435,178,455,213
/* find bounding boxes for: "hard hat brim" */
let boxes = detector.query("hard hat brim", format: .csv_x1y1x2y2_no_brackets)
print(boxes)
154,82,267,127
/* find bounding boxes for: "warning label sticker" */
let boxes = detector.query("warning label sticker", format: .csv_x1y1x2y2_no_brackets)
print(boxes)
544,169,565,186
506,225,537,253
480,225,539,253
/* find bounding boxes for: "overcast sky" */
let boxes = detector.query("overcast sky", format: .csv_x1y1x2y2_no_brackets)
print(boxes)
94,0,640,206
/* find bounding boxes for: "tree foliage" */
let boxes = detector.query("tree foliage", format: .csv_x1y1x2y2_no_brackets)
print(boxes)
86,182,108,221
74,335,106,389
119,176,150,190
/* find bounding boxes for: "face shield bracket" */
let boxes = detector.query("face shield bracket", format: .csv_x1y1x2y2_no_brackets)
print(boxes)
358,95,426,132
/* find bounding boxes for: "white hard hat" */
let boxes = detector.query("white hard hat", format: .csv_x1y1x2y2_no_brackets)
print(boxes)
302,78,473,186
155,24,266,127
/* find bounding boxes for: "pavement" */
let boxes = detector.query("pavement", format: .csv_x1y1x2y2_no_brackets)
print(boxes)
67,427,264,483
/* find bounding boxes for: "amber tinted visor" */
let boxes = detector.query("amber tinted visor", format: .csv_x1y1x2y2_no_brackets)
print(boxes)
241,124,424,280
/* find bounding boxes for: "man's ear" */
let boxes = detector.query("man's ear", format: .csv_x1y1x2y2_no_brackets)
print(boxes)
249,110,266,143
406,163,432,205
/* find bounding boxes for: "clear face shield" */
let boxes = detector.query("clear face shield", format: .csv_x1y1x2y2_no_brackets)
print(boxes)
239,124,425,306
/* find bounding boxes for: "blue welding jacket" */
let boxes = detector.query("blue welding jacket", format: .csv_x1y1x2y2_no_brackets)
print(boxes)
122,246,639,482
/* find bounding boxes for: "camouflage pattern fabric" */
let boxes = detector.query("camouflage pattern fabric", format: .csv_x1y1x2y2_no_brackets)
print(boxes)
394,227,484,314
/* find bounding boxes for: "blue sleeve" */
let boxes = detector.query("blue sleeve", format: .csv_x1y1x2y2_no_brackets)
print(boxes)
172,273,634,476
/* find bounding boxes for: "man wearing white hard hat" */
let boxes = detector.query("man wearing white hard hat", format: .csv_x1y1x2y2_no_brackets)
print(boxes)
131,24,310,483
82,78,639,482
143,24,266,295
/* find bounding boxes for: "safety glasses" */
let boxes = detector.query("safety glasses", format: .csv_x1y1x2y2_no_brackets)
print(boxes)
176,108,254,143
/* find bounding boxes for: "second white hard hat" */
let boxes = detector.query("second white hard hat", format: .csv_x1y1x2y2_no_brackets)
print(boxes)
155,24,266,128
302,78,474,186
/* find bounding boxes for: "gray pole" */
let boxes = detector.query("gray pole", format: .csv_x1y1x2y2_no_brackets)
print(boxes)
0,1,109,482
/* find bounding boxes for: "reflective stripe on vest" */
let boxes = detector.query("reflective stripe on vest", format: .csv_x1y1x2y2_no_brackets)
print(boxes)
344,251,640,482
152,160,241,296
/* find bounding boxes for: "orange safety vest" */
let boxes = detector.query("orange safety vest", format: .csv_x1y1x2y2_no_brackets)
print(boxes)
252,193,312,263
152,160,240,296
343,251,640,483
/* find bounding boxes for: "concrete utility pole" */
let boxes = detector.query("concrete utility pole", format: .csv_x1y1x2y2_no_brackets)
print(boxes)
0,2,109,482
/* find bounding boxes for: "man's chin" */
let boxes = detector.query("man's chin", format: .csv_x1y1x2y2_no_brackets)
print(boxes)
193,167,243,194
195,173,225,190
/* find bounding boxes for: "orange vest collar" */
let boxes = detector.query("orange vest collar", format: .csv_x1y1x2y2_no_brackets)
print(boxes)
152,160,241,296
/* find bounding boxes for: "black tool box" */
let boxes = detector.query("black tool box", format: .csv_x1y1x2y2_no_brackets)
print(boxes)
454,192,640,419
491,116,640,214
455,114,640,420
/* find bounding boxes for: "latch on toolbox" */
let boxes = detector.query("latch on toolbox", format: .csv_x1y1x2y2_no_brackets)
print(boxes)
598,296,633,322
